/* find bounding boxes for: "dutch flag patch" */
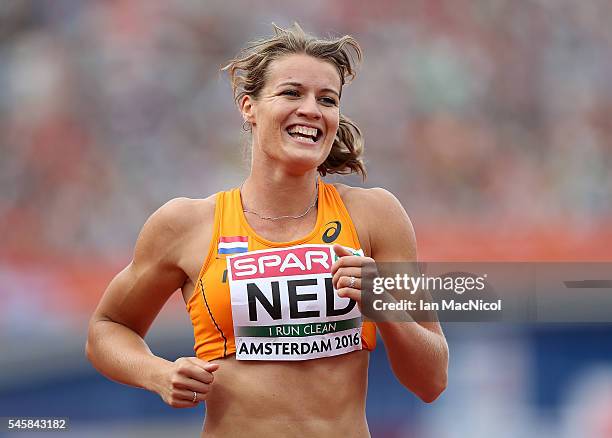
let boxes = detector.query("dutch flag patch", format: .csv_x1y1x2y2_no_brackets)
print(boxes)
218,236,249,255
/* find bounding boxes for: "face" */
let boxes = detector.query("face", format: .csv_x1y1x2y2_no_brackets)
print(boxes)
241,53,342,174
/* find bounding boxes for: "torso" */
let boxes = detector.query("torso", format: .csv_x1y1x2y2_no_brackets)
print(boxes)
178,183,371,303
201,351,370,437
173,183,373,437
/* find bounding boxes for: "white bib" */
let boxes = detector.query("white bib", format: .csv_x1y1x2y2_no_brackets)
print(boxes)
226,244,363,360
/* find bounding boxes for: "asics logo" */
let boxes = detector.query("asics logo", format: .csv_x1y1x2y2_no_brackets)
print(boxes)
322,221,341,243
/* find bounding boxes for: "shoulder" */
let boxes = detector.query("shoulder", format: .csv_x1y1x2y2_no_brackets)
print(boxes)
332,183,416,261
134,195,217,264
142,195,216,239
333,183,402,211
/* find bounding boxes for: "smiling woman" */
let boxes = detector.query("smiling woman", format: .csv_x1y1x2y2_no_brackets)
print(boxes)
240,53,341,176
225,24,366,180
86,23,448,437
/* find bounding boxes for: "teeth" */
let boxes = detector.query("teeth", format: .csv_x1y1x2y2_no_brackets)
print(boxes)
288,125,319,139
297,135,315,143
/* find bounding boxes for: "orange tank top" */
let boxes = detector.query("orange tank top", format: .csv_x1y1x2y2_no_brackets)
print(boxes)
186,180,376,361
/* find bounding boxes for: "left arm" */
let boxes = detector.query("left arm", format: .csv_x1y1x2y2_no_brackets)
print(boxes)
332,188,448,403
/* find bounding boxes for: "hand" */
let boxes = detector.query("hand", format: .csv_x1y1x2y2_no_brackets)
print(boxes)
157,357,219,408
331,244,376,307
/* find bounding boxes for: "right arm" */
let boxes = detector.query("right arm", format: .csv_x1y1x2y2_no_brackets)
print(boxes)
85,197,218,408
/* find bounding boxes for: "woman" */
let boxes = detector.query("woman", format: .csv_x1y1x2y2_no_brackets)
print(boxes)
86,24,448,437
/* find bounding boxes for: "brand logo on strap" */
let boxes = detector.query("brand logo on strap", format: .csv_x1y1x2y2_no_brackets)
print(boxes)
322,221,341,243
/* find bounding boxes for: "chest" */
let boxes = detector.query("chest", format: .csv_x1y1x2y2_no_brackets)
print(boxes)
180,192,372,303
243,212,319,243
226,244,364,360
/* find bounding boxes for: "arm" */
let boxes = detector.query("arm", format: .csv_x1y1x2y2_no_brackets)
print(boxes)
85,197,218,407
332,188,448,403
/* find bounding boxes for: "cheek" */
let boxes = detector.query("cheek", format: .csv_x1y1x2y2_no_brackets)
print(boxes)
257,117,282,141
269,110,288,135
328,114,340,139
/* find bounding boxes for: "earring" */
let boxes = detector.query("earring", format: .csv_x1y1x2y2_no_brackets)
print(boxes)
242,120,251,132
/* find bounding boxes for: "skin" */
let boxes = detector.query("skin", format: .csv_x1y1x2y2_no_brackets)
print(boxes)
86,53,448,437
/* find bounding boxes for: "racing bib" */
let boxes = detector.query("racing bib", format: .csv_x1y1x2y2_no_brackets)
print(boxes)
227,244,364,360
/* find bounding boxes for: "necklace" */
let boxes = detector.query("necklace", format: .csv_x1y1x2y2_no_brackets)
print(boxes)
241,180,319,221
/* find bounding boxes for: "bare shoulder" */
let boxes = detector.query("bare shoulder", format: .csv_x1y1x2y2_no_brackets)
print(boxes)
333,183,416,261
333,183,401,210
91,194,218,333
150,195,216,230
136,195,217,259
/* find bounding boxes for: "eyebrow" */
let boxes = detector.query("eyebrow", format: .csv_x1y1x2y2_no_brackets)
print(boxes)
277,81,341,98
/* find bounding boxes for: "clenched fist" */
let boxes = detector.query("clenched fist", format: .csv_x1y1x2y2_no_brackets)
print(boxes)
156,357,219,408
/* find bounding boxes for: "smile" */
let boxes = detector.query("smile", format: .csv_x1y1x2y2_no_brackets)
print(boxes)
286,124,322,143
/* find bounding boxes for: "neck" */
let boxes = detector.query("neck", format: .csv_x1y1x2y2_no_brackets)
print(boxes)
241,170,319,219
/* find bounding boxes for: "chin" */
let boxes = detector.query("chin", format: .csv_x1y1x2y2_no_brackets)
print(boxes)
282,156,324,175
274,150,322,174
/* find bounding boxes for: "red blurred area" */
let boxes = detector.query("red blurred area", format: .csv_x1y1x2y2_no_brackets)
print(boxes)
1,0,611,318
2,219,610,316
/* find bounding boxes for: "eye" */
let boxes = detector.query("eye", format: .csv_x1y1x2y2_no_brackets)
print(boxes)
280,89,300,97
319,96,338,107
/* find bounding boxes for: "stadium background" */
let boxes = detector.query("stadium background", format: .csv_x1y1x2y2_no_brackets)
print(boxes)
1,1,611,436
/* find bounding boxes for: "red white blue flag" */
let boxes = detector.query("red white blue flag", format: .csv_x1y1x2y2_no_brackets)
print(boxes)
218,236,249,255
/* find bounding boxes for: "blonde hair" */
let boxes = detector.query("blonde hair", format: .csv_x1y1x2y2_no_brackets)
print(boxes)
222,23,366,178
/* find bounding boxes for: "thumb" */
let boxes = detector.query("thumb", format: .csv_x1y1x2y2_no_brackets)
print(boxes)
333,244,353,258
190,357,220,373
203,362,219,373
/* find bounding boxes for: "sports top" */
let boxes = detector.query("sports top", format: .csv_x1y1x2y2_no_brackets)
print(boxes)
186,179,377,361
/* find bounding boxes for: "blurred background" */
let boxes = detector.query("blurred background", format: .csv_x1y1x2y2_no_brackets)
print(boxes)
1,0,611,437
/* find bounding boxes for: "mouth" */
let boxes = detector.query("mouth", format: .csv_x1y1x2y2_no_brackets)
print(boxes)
285,124,323,144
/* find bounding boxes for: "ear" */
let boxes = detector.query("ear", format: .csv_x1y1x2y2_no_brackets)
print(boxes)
239,95,256,125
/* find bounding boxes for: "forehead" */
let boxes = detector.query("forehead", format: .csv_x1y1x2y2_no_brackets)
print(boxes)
265,54,342,92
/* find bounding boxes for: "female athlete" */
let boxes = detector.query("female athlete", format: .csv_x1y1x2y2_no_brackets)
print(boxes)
86,24,448,437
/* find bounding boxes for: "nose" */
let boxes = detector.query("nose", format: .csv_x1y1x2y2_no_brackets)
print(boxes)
295,94,322,119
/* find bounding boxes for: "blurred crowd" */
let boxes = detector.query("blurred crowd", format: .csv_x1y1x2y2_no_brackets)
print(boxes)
1,3,611,436
1,0,611,261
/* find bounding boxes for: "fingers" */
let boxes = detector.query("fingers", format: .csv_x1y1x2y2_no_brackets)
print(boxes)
202,362,220,372
339,275,362,290
331,245,368,293
331,255,365,275
334,269,362,305
181,357,219,373
175,389,201,403
161,357,218,408
333,244,353,258
166,389,203,408
336,287,361,303
331,247,373,273
330,246,378,308
332,267,362,290
175,357,218,384
170,374,213,394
